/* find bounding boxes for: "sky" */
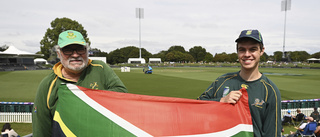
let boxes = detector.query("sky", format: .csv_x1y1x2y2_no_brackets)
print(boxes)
0,0,319,56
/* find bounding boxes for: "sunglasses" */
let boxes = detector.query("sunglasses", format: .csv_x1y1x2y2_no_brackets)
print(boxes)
61,47,87,55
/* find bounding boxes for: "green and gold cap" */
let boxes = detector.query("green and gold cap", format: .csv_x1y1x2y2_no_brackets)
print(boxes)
235,29,263,46
58,30,87,48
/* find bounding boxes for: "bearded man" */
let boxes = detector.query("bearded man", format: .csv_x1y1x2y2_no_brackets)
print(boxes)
32,30,128,136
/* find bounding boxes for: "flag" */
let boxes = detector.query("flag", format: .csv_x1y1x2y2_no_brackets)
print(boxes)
52,84,253,137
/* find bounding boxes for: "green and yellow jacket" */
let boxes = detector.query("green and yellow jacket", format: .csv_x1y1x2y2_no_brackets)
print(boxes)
198,71,282,137
32,60,127,137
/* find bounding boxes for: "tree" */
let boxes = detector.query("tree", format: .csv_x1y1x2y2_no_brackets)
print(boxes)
165,52,176,62
289,51,310,62
107,49,125,64
289,51,299,62
90,48,108,57
213,52,231,62
141,48,152,63
311,52,320,58
153,50,167,62
229,53,238,62
189,46,206,62
121,46,140,59
168,45,186,53
204,52,214,62
273,51,283,62
260,52,268,62
0,45,9,52
40,17,90,62
165,51,184,62
183,53,194,62
107,46,152,64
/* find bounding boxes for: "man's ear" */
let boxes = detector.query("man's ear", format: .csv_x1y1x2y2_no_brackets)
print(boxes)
56,51,61,59
260,47,265,56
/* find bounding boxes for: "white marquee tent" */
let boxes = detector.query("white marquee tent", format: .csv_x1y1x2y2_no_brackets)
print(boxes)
0,46,43,65
0,46,42,56
307,58,320,63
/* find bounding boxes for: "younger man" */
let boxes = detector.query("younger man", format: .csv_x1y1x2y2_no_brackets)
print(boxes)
198,29,281,137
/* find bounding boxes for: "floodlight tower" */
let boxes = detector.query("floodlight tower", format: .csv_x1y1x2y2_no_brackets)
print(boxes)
136,8,144,59
281,0,291,59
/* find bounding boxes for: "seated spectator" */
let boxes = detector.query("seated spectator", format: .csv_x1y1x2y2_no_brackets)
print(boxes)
1,123,19,137
282,110,293,125
288,117,316,137
311,107,320,122
293,109,306,122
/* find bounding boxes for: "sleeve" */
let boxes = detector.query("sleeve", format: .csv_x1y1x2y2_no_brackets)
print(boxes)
262,85,282,137
299,123,307,129
32,78,53,137
103,64,128,93
9,129,19,136
197,81,221,102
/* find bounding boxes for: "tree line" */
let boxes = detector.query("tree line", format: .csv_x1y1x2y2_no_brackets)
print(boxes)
90,45,320,65
36,17,320,64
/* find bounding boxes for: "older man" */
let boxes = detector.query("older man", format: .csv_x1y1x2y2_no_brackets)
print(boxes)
32,30,128,136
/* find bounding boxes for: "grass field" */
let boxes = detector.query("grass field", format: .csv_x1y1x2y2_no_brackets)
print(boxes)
0,67,320,135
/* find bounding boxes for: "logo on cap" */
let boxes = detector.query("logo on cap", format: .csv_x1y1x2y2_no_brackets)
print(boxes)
246,30,252,35
241,84,249,89
66,31,77,39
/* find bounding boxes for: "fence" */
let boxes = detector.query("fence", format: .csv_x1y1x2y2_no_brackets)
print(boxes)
281,99,320,109
0,102,33,112
0,100,319,123
0,112,32,123
0,102,33,123
281,108,317,118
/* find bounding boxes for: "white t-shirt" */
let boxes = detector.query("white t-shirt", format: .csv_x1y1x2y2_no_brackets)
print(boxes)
299,123,308,130
1,129,19,137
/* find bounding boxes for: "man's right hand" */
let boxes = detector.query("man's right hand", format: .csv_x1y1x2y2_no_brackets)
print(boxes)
220,90,242,104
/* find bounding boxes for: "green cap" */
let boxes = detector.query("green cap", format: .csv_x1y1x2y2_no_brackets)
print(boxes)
58,30,87,48
235,29,263,45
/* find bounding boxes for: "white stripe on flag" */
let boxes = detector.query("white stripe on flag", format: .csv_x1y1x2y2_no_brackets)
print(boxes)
66,84,152,137
167,124,253,137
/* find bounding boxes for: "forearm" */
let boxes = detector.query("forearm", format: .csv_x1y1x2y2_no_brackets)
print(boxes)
105,68,128,93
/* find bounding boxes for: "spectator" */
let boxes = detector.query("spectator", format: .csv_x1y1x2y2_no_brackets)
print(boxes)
293,109,305,122
282,110,293,125
32,30,128,137
284,110,293,117
1,123,19,137
197,29,281,136
311,107,320,122
288,117,315,137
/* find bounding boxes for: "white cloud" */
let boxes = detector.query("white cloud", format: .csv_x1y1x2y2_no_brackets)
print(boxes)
0,0,319,56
